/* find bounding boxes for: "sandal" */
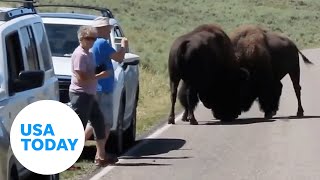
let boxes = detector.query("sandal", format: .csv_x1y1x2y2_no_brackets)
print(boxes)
94,156,119,166
94,158,109,167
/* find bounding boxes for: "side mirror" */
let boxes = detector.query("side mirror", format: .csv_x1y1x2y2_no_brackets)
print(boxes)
12,70,45,93
123,53,140,66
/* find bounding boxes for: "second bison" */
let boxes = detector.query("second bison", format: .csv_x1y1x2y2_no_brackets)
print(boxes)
230,25,313,118
167,24,248,124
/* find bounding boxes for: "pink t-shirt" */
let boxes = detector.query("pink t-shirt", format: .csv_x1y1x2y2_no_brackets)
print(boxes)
69,46,97,95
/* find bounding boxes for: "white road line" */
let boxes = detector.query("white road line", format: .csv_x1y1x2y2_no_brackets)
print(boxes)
89,112,184,180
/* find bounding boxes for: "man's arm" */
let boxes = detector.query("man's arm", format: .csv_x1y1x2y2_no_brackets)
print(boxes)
110,37,128,63
110,47,126,62
95,71,109,79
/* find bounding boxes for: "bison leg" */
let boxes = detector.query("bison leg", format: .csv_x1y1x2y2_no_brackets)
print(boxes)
168,78,180,124
181,110,189,122
259,81,282,119
178,81,199,125
178,81,189,122
289,70,304,117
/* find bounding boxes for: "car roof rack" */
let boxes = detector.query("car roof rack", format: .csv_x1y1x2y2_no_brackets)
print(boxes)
34,4,114,18
0,0,37,21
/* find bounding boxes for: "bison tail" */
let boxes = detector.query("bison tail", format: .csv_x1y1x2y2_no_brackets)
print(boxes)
177,40,190,79
298,49,313,65
177,40,189,63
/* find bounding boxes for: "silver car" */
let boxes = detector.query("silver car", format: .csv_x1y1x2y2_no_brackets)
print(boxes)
38,4,140,154
0,2,59,180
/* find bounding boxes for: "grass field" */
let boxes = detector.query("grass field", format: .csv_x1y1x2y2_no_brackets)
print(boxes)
2,0,320,179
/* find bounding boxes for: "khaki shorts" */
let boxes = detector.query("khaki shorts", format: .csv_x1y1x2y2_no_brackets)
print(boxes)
69,92,105,140
90,92,113,129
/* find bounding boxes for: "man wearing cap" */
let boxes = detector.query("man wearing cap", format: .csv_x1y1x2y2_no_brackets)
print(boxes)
85,16,128,164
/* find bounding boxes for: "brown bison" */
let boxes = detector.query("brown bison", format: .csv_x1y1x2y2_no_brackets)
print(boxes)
230,25,313,118
167,24,248,125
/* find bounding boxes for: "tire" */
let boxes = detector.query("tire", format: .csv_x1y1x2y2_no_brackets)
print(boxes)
124,87,138,148
124,105,136,148
9,167,18,180
115,94,125,154
28,173,59,180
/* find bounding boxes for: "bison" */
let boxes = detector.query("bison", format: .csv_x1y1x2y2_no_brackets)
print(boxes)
230,25,313,118
167,24,248,125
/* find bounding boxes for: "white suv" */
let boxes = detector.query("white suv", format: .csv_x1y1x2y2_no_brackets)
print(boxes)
37,4,140,153
0,3,59,180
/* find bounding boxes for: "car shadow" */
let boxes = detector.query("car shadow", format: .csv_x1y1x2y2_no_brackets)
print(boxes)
126,138,187,156
116,138,189,167
120,156,191,160
79,138,188,162
79,145,96,161
203,115,320,125
112,162,171,167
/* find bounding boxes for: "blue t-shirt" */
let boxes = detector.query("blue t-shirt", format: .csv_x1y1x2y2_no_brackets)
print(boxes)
91,38,116,93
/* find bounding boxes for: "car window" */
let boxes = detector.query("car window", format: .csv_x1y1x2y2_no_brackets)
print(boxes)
114,26,124,37
20,26,40,70
33,22,53,71
113,25,128,51
44,24,80,57
5,31,24,95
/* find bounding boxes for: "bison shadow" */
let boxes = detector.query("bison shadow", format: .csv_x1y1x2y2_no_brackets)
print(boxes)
204,118,275,125
271,115,320,120
204,115,320,125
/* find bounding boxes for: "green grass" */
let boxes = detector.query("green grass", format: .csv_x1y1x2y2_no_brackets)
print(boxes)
2,0,320,179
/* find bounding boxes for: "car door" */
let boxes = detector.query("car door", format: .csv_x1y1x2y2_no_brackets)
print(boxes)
32,22,59,102
112,25,139,129
2,27,31,135
6,24,46,177
1,24,36,179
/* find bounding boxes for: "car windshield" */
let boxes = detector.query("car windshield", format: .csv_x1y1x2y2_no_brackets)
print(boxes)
44,24,80,57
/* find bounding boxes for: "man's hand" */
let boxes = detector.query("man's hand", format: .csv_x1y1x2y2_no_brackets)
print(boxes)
111,37,128,62
121,37,128,49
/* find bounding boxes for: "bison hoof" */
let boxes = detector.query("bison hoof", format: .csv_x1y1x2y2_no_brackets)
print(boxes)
189,120,198,125
220,117,234,122
264,111,276,119
168,117,175,124
181,116,189,122
296,111,304,117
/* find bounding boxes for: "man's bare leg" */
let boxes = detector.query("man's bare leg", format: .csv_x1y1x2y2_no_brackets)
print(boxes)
85,123,94,141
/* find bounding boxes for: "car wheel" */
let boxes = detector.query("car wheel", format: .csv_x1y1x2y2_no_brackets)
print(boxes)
9,167,18,180
28,173,59,180
124,104,136,148
115,94,125,154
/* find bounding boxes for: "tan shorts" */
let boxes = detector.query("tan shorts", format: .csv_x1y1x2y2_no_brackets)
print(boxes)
89,92,113,128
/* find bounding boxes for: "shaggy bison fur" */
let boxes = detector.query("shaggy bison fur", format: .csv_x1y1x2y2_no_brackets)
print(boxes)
167,24,248,125
230,25,313,118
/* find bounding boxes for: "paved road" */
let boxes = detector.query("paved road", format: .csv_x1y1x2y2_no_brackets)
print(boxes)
90,48,320,180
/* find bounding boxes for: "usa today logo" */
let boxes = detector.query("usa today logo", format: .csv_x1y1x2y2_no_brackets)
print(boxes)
10,100,85,175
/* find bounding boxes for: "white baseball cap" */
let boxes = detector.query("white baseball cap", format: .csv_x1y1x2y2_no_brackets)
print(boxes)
91,16,112,28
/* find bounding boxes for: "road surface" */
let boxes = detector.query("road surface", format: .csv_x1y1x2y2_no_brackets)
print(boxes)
90,48,320,180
